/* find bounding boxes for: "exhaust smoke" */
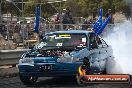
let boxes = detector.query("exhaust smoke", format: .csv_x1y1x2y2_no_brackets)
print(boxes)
104,20,132,75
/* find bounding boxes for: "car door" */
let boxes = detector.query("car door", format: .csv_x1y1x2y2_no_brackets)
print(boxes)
99,38,114,71
88,33,102,73
96,37,109,72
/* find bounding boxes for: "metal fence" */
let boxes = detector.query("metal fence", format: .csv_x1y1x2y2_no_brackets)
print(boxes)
0,23,115,50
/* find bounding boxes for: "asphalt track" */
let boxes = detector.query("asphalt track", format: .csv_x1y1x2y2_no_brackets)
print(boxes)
0,76,132,88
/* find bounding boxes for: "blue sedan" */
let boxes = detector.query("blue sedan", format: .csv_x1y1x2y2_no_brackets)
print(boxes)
18,30,114,84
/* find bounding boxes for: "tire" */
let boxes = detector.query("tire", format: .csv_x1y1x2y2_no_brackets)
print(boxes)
76,57,90,85
19,73,38,85
83,57,91,74
76,74,86,86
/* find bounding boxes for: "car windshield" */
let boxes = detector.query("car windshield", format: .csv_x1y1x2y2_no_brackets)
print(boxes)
35,33,87,49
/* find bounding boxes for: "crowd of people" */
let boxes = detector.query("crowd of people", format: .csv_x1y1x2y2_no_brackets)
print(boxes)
0,21,40,49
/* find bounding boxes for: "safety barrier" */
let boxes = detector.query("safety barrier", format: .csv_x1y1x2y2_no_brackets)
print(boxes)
0,49,30,66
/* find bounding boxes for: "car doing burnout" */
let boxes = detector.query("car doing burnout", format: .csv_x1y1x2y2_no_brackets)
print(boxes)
18,30,114,84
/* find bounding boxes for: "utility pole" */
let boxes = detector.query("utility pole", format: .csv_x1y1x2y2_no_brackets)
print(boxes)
22,0,23,18
58,1,61,30
21,0,25,48
0,0,2,23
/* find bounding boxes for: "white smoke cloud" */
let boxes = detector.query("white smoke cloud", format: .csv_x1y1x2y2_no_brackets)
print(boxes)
104,20,132,74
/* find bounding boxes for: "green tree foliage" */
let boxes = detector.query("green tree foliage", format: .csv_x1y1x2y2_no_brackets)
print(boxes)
65,0,131,17
64,0,81,17
1,0,131,18
24,0,36,16
2,0,28,16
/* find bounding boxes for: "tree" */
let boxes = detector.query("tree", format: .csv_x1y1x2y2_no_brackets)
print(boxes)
63,0,81,17
1,0,131,19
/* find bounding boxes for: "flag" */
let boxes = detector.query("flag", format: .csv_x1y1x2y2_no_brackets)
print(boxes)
93,7,103,34
93,8,111,36
96,15,111,35
34,6,40,33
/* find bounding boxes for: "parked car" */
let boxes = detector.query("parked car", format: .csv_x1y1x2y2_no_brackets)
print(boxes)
18,30,114,84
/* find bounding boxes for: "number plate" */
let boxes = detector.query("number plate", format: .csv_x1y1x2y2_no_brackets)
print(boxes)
39,65,52,71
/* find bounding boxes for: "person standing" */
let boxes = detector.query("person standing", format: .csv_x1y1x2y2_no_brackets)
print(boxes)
62,7,74,29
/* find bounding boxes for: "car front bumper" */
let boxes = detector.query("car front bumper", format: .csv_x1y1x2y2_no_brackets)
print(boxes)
18,62,82,77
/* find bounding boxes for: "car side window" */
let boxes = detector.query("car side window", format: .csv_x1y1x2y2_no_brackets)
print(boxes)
89,34,98,49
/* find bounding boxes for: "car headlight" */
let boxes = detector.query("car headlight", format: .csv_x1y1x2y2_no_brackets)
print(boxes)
57,57,81,63
19,58,34,64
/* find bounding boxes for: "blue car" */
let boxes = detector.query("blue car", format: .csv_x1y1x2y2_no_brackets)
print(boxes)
18,30,114,84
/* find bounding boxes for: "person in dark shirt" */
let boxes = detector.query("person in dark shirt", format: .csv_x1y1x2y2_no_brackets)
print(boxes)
105,9,114,23
105,9,111,18
62,7,74,24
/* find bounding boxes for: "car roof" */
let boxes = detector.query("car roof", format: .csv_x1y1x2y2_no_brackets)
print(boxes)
46,30,93,35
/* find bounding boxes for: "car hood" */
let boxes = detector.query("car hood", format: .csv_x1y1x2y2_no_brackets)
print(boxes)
23,47,89,62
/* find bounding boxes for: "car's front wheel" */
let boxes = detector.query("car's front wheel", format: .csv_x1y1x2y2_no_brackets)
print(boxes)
19,73,38,85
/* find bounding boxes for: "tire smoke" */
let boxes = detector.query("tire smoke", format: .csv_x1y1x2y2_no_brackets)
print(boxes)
104,20,132,75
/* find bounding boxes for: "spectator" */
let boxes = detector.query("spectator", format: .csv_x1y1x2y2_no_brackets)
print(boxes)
14,22,21,33
62,7,74,29
105,9,111,18
62,7,74,24
54,13,61,31
8,22,13,39
55,13,60,24
105,9,114,23
0,23,7,38
82,16,93,30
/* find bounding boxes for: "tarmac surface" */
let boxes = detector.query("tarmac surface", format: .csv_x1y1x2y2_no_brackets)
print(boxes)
0,75,132,88
0,67,132,88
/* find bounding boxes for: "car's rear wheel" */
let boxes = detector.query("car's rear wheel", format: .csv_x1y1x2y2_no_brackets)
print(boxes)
82,57,91,74
19,73,38,85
